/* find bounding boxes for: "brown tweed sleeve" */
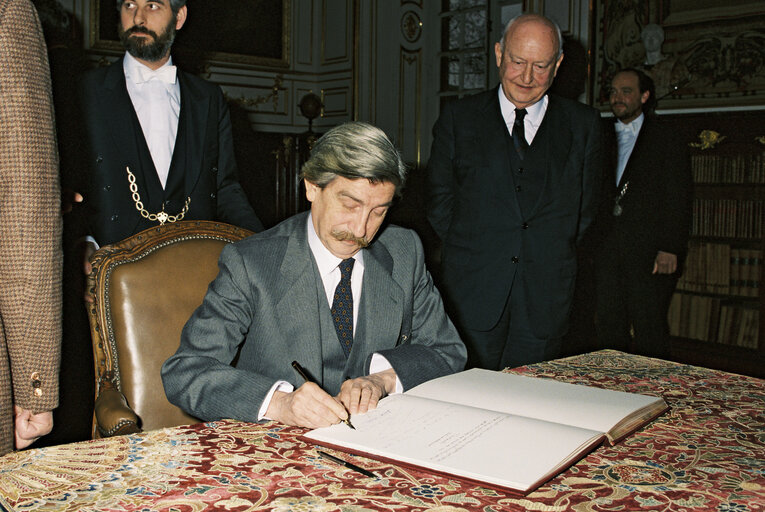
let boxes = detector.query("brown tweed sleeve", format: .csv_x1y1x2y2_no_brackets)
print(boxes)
0,0,63,416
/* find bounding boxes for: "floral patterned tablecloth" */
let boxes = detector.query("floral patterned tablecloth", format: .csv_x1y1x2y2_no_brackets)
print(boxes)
1,350,763,511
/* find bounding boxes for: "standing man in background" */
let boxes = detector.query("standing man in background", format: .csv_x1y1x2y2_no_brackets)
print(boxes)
74,0,263,255
594,68,692,359
426,13,603,370
57,0,263,445
0,0,63,455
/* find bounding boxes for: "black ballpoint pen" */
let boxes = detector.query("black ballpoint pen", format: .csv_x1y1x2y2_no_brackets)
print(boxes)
318,450,377,479
291,360,356,429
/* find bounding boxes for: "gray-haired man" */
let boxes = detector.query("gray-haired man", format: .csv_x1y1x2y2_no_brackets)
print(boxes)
162,122,466,428
426,13,603,370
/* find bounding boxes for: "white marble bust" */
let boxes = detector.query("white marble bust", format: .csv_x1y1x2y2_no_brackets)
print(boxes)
641,23,665,66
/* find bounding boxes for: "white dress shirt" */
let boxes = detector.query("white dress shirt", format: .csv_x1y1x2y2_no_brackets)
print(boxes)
498,86,549,144
614,113,644,185
123,52,180,189
307,214,364,332
257,215,401,419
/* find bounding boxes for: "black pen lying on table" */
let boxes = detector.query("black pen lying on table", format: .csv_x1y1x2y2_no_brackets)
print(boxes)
317,450,377,479
291,360,356,429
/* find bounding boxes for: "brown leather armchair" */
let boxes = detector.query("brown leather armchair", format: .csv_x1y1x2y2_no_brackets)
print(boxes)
86,220,253,438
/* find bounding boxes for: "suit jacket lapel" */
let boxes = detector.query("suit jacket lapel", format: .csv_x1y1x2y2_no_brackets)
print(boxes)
526,95,572,217
483,87,523,219
177,71,209,198
603,122,620,190
100,59,157,206
620,117,651,187
540,96,573,179
273,216,326,380
349,239,404,372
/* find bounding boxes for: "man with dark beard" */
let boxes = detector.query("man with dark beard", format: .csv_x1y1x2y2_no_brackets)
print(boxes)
593,68,692,358
57,1,263,444
73,0,263,254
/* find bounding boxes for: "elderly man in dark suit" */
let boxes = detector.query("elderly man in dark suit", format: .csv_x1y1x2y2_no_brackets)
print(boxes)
162,122,466,428
427,13,603,370
74,0,262,252
594,68,692,358
0,0,63,455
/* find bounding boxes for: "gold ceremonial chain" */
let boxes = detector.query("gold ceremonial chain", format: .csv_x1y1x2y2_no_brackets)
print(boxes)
126,166,191,225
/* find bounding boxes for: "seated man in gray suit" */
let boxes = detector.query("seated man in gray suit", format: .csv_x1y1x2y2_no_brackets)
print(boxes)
162,122,467,428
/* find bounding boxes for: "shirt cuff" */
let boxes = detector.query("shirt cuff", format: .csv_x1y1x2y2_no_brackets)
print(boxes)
370,353,403,394
80,235,100,250
258,380,294,420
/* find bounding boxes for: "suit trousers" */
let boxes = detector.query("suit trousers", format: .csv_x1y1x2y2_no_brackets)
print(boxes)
460,278,563,370
595,252,677,359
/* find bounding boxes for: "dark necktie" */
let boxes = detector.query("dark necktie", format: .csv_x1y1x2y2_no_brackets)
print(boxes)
513,108,529,159
331,258,355,357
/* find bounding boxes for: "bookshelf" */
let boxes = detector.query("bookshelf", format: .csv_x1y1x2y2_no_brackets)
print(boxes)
664,112,764,377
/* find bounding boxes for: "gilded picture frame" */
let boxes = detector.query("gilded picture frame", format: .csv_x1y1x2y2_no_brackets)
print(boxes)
591,0,765,110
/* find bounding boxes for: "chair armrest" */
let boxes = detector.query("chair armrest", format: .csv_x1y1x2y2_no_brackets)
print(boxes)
94,380,141,437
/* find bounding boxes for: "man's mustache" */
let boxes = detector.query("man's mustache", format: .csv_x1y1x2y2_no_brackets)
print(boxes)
332,230,369,248
126,25,158,39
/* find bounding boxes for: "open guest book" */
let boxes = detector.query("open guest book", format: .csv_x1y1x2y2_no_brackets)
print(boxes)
302,368,668,495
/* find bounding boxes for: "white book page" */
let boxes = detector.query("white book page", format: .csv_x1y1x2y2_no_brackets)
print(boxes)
406,369,664,435
305,394,603,492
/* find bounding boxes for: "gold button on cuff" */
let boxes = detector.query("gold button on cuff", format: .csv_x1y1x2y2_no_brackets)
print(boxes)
31,372,42,397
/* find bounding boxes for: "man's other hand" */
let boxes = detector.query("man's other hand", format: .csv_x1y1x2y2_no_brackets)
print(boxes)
81,240,97,276
78,240,98,303
653,251,678,274
14,406,53,450
61,188,83,214
337,368,397,415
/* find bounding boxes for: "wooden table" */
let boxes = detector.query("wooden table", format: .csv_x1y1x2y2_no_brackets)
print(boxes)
1,350,763,511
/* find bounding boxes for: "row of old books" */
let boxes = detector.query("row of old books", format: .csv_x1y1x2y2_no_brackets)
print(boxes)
691,151,765,184
677,243,762,297
668,293,760,348
691,199,764,239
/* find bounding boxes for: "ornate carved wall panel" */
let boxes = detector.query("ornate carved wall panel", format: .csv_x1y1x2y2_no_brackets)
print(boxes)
322,0,351,64
591,0,765,110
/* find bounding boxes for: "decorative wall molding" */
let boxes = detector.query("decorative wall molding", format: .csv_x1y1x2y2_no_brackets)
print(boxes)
400,9,423,44
321,87,352,118
226,75,284,112
321,0,352,64
398,47,423,164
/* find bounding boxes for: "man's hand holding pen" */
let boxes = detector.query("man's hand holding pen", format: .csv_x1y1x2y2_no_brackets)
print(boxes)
266,383,349,428
265,366,398,429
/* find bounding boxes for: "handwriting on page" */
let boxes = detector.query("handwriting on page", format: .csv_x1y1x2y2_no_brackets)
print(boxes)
428,416,505,462
307,392,606,490
348,395,510,462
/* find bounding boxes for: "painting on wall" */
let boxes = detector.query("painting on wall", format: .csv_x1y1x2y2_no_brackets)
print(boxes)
591,0,765,110
91,0,290,67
